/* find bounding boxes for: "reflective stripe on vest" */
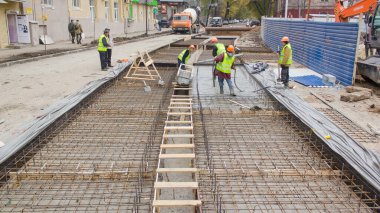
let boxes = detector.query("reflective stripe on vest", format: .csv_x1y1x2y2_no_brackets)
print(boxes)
98,35,108,52
215,43,226,56
278,43,293,65
178,49,190,64
216,53,235,74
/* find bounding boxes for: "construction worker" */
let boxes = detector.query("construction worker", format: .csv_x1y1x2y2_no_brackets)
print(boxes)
211,37,226,57
214,45,236,96
178,45,196,68
279,36,292,87
98,29,111,71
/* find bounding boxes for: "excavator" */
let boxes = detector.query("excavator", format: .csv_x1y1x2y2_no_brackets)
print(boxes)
335,0,380,83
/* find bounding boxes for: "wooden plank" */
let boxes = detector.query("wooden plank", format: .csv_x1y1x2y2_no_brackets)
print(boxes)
168,106,192,109
171,99,192,101
123,76,156,81
165,121,192,124
163,134,194,138
172,95,190,98
154,182,198,189
153,200,201,207
164,126,193,130
160,144,195,149
170,102,193,105
156,168,198,173
159,154,195,159
168,112,192,116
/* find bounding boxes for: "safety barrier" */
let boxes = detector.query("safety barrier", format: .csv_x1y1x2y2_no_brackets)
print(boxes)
261,18,359,86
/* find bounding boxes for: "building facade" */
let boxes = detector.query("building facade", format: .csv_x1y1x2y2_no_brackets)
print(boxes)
276,0,335,18
0,1,23,48
0,0,157,48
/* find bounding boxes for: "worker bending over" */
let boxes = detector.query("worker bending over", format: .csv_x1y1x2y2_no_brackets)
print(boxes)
279,36,292,87
178,45,196,68
98,29,111,71
214,45,236,96
211,37,226,57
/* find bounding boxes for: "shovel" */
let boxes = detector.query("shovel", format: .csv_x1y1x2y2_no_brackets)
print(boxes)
143,81,151,92
212,60,216,87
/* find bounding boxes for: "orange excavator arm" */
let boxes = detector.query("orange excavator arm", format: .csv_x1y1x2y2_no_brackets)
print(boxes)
335,0,377,22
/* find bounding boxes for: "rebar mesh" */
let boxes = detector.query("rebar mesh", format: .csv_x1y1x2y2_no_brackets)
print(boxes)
0,68,176,212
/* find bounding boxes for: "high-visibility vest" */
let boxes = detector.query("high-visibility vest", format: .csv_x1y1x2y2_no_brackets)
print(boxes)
215,43,226,56
98,34,108,52
216,53,235,74
178,49,190,64
278,43,293,65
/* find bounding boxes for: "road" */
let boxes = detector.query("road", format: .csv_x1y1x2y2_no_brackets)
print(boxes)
0,34,186,144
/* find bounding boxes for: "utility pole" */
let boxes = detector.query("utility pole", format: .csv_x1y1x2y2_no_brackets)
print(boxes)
284,0,288,18
146,0,148,36
42,5,46,55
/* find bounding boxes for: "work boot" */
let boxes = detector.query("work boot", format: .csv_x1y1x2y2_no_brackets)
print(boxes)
220,87,224,94
230,87,236,96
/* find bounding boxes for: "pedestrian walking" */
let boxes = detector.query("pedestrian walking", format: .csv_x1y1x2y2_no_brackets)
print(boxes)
278,36,292,87
98,29,111,71
68,20,75,44
74,20,83,44
106,28,114,67
177,45,195,68
214,45,236,96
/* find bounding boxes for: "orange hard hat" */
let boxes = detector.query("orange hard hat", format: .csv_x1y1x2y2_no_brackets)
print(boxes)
211,37,218,43
281,36,289,42
226,45,235,53
189,45,195,49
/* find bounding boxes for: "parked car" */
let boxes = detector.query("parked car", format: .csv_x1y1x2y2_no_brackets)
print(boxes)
159,18,172,28
250,19,261,26
223,20,229,25
210,17,223,27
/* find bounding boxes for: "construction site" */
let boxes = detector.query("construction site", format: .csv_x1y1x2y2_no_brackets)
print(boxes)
2,0,380,209
0,21,379,212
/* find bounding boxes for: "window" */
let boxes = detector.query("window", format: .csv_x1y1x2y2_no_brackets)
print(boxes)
114,2,119,22
90,0,95,21
174,15,189,20
41,0,53,5
72,0,80,8
105,1,109,23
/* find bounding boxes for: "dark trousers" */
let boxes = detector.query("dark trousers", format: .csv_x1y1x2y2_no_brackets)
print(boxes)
280,65,289,86
70,32,75,43
178,59,184,69
76,33,82,44
107,49,112,66
99,51,107,69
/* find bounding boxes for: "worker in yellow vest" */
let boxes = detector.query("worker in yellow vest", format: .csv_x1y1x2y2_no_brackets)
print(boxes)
214,45,236,96
279,36,293,87
98,29,111,71
178,45,195,68
211,37,226,57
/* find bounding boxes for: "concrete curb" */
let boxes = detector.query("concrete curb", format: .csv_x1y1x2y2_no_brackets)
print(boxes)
0,31,172,68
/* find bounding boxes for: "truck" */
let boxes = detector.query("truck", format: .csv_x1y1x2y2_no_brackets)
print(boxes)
335,0,380,84
172,8,199,34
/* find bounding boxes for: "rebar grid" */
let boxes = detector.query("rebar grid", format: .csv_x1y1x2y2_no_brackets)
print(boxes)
0,68,176,212
317,108,378,144
194,110,379,212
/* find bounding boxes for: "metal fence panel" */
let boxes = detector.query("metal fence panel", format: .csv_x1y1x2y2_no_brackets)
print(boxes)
261,18,359,86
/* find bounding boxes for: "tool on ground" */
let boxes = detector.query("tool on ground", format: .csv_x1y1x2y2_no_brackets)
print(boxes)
143,80,151,92
228,99,262,111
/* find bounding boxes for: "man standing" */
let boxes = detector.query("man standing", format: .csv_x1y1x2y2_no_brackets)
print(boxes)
214,45,236,96
68,20,75,44
98,29,111,71
210,37,225,57
74,20,83,44
105,28,113,67
177,45,195,68
278,36,292,87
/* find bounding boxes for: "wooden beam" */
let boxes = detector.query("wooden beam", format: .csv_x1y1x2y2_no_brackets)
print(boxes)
153,200,201,207
156,168,198,173
160,144,195,149
159,154,195,159
154,182,198,189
